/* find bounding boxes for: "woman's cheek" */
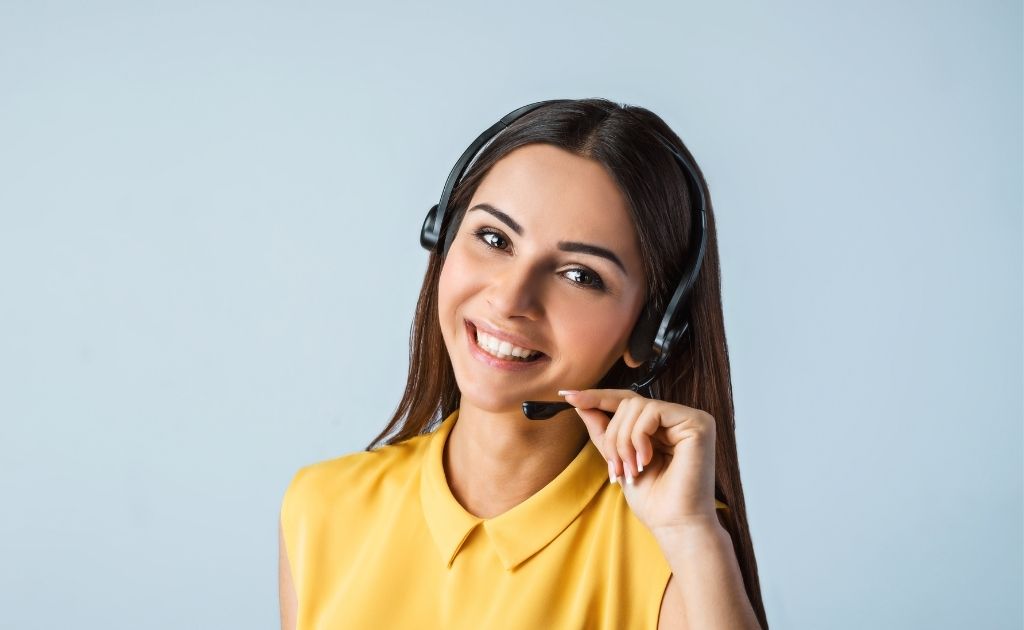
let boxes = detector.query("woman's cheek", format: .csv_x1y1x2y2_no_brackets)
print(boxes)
571,307,616,340
438,250,473,301
573,308,634,362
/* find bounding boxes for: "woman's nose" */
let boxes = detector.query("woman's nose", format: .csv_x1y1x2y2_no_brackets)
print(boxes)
486,264,544,320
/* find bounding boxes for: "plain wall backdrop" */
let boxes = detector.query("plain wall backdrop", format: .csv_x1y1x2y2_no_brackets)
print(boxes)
1,1,1020,628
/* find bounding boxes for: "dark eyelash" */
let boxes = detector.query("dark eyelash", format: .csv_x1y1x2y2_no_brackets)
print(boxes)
471,227,607,292
473,227,509,251
563,268,606,291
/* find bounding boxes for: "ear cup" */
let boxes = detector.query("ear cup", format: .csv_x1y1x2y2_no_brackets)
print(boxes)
627,305,660,365
420,204,440,250
421,203,462,257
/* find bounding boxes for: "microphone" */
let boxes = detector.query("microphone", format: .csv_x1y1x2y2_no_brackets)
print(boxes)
521,400,573,420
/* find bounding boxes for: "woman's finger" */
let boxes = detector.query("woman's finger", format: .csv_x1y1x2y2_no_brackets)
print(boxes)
561,388,654,484
601,405,621,482
573,407,610,460
632,402,664,473
575,407,620,484
562,388,640,414
609,396,644,484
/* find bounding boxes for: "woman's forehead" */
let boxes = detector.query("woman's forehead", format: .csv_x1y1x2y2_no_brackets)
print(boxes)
469,144,638,249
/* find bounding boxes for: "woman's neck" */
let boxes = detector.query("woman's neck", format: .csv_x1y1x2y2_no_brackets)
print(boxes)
443,402,589,519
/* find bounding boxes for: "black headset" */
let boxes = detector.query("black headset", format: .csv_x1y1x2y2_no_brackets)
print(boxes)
420,99,708,420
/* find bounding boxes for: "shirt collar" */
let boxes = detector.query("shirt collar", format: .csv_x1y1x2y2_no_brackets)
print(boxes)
419,409,609,572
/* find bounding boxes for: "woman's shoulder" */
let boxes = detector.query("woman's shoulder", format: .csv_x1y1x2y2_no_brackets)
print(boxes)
282,429,433,516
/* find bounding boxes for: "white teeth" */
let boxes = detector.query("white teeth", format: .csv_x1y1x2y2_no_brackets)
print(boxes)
474,328,540,361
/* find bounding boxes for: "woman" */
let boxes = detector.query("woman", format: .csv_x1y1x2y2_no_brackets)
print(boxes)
279,99,768,629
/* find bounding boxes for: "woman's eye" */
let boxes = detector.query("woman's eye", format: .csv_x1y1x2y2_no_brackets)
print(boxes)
564,268,606,291
474,228,508,250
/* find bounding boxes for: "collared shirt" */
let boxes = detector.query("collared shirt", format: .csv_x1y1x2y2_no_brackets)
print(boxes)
280,410,726,629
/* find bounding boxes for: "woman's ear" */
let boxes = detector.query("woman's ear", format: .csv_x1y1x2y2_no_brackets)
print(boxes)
622,347,644,369
625,304,657,369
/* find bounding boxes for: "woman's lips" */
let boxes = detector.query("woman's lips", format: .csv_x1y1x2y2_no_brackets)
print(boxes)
464,321,549,372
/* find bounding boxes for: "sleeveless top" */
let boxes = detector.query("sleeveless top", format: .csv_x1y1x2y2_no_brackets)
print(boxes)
280,410,729,629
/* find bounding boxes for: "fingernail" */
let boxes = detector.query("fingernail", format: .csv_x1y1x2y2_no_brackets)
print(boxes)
625,472,634,486
558,390,579,396
638,460,644,474
607,460,618,484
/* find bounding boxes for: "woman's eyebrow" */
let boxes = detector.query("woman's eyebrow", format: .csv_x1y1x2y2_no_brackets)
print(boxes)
469,203,524,235
557,241,627,275
468,203,627,275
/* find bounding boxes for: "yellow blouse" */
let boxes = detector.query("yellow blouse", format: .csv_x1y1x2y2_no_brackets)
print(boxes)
280,410,729,629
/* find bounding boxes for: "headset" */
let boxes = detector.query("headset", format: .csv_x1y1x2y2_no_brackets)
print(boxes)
420,99,708,420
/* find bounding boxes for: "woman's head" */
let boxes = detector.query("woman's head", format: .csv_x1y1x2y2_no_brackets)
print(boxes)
436,142,648,412
433,100,702,412
375,99,714,432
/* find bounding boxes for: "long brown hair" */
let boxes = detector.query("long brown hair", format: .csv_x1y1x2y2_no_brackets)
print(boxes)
365,99,768,629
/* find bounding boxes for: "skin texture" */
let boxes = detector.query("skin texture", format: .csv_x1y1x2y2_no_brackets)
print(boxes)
436,142,647,519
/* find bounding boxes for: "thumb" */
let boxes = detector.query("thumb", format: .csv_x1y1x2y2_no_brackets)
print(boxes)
573,407,611,461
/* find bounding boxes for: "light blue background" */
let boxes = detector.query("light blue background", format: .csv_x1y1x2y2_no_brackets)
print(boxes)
1,1,1020,628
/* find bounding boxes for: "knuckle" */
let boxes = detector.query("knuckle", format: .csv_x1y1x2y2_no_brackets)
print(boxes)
630,426,646,449
699,411,717,431
616,426,632,448
692,419,715,441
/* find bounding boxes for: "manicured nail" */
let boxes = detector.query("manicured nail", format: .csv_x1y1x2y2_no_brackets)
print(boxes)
638,460,644,474
607,460,618,484
625,471,634,485
558,390,579,396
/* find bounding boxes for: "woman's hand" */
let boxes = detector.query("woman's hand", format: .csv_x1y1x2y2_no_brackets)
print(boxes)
560,388,720,535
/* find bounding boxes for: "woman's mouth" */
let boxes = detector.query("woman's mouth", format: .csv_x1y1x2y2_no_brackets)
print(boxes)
465,321,547,370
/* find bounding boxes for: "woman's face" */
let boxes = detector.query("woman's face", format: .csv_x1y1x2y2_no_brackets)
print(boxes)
437,143,647,413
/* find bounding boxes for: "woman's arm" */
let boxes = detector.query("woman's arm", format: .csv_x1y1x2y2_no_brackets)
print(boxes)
279,520,297,630
655,519,761,630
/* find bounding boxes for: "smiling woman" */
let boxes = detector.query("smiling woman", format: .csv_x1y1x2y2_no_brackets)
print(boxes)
279,99,768,630
437,142,648,415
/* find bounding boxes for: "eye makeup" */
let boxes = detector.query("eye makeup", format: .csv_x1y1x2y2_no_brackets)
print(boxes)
470,227,608,292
